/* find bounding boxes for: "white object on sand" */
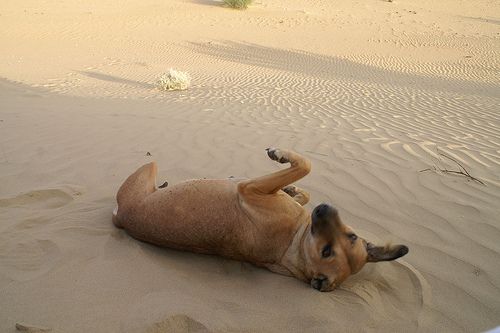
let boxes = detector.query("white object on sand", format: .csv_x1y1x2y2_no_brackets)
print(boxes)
156,69,191,91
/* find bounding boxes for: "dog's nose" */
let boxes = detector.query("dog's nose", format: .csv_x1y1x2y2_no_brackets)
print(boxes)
311,276,328,291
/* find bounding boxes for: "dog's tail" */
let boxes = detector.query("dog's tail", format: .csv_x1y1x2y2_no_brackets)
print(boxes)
113,162,158,228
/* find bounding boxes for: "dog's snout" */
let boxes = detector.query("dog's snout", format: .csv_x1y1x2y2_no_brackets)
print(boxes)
311,275,328,291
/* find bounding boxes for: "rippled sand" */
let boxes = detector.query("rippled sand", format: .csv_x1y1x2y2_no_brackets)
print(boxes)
1,0,499,332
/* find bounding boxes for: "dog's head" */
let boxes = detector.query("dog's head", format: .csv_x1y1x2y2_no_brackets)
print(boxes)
302,204,408,291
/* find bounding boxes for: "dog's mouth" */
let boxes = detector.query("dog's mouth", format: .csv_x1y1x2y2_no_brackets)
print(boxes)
311,275,330,291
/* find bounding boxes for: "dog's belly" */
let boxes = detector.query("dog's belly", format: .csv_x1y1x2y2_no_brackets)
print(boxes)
121,179,265,261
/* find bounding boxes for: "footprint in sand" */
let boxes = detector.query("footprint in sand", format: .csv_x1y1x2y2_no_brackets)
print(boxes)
0,188,77,209
144,314,212,333
0,187,81,282
0,239,61,282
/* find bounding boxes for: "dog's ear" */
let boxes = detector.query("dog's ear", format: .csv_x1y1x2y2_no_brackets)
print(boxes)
311,204,341,237
366,243,409,262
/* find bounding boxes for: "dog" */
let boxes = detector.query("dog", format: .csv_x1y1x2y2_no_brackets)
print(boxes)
112,148,408,291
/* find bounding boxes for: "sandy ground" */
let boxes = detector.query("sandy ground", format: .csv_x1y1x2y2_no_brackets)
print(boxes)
1,0,499,332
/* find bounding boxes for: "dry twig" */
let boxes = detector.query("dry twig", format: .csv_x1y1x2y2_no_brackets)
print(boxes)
419,150,485,185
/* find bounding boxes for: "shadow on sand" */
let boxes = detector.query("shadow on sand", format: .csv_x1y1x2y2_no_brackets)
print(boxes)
186,41,499,98
79,71,155,89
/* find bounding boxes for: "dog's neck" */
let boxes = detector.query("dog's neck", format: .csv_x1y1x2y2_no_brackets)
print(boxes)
279,220,310,282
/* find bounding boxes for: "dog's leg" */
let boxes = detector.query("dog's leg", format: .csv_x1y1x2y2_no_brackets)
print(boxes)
114,162,158,228
238,148,311,195
282,185,310,206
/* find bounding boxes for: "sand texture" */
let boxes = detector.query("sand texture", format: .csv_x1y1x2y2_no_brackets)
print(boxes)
1,0,499,332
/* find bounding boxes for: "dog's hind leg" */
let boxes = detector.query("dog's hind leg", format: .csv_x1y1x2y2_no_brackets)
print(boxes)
282,185,310,206
113,162,158,227
238,148,311,195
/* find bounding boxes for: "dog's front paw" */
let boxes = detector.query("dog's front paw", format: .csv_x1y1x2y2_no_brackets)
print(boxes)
266,148,289,164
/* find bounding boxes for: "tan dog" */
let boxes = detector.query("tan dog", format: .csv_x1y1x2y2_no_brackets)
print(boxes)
113,148,408,291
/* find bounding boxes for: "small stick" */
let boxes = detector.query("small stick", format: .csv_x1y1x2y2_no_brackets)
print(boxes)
419,151,485,185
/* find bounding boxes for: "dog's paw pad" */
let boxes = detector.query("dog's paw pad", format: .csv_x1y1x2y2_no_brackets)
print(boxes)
266,148,289,163
282,185,298,196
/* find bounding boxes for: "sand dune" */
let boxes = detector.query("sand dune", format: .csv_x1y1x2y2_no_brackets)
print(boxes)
1,0,499,332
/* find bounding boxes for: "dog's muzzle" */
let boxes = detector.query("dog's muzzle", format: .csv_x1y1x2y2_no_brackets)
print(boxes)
311,275,329,291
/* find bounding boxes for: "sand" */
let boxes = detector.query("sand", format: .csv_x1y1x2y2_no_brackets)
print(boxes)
1,0,499,332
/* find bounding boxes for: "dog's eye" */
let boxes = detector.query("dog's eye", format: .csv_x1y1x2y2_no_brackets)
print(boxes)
321,244,333,258
348,233,358,242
